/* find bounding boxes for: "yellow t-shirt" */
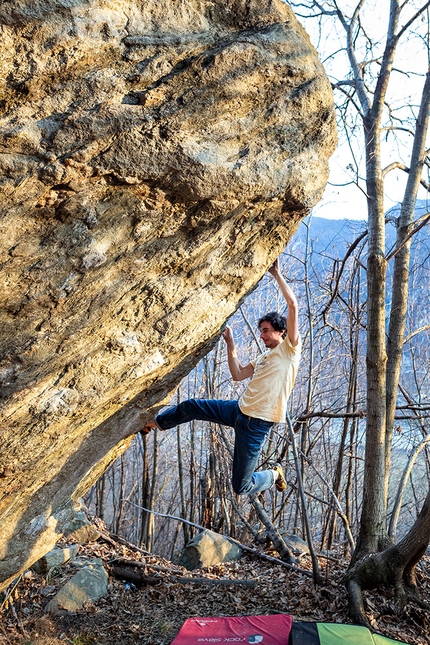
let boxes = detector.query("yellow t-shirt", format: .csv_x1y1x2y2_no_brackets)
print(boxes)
238,335,301,423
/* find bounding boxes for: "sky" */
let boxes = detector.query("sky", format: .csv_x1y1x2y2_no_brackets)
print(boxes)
292,0,430,221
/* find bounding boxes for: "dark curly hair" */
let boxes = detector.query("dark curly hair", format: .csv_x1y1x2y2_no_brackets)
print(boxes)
258,311,287,337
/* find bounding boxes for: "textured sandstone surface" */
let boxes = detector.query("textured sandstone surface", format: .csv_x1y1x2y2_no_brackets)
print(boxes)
0,0,336,589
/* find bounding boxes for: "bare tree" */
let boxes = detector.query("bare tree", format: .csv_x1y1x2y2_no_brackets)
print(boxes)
291,0,430,624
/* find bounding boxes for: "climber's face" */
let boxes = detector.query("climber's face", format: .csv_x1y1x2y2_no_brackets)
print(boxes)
259,321,284,348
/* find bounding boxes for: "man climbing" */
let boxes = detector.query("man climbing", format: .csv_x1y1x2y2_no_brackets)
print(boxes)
143,258,301,496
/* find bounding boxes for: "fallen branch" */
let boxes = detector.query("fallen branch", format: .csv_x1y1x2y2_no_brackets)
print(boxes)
110,565,160,586
110,561,256,588
111,557,183,575
99,530,151,556
169,577,255,588
122,500,313,578
98,530,123,549
249,494,295,564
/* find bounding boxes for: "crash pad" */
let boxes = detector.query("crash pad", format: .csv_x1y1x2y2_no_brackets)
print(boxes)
170,614,293,644
290,622,410,645
171,616,411,645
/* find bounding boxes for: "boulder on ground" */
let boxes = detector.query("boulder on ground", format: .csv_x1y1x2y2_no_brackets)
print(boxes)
0,0,337,591
45,558,108,614
179,529,242,570
256,530,310,558
283,533,310,558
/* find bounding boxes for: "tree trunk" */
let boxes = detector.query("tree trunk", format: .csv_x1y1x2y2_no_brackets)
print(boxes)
300,219,315,480
354,115,388,561
113,454,125,535
138,433,150,548
95,472,106,520
384,71,430,504
286,412,323,584
146,430,159,551
346,489,430,625
326,329,358,550
176,389,190,546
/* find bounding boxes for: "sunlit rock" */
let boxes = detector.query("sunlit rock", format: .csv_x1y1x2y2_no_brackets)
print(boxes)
0,0,337,589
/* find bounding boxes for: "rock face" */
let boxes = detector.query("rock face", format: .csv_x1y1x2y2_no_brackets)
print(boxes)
0,0,336,590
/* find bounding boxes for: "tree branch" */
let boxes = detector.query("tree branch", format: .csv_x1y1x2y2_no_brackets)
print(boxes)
388,433,430,540
382,161,430,193
299,449,356,551
332,82,364,117
322,228,368,320
297,410,366,420
404,324,430,344
346,0,372,114
386,211,430,262
122,500,313,577
395,0,430,45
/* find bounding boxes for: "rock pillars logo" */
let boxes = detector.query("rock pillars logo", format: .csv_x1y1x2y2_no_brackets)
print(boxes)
248,637,263,644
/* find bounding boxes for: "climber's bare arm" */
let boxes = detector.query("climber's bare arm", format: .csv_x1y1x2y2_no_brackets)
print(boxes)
222,327,254,381
268,259,299,346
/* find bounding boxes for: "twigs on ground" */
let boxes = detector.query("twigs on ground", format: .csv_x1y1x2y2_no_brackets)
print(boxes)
169,577,255,587
99,529,151,556
0,575,22,613
122,500,313,577
0,574,27,637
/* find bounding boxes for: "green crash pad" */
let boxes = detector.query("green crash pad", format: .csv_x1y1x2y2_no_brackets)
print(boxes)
289,622,410,645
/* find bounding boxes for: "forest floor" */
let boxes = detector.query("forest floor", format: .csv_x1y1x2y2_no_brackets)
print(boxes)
1,518,429,645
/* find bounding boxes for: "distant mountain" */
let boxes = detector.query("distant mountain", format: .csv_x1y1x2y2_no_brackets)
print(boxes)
292,201,429,274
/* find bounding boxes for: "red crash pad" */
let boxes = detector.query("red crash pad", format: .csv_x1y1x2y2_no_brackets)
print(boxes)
170,614,293,644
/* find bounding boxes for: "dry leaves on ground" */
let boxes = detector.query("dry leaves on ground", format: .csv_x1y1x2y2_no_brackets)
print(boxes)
0,520,429,645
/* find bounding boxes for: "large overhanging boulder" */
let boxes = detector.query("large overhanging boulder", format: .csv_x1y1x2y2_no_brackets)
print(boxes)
0,0,337,590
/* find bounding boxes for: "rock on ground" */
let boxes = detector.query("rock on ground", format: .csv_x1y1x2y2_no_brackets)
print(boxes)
179,529,243,570
0,0,337,590
45,558,109,614
32,545,80,575
63,509,101,544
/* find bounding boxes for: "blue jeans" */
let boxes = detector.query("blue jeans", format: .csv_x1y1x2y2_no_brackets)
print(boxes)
155,399,275,495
